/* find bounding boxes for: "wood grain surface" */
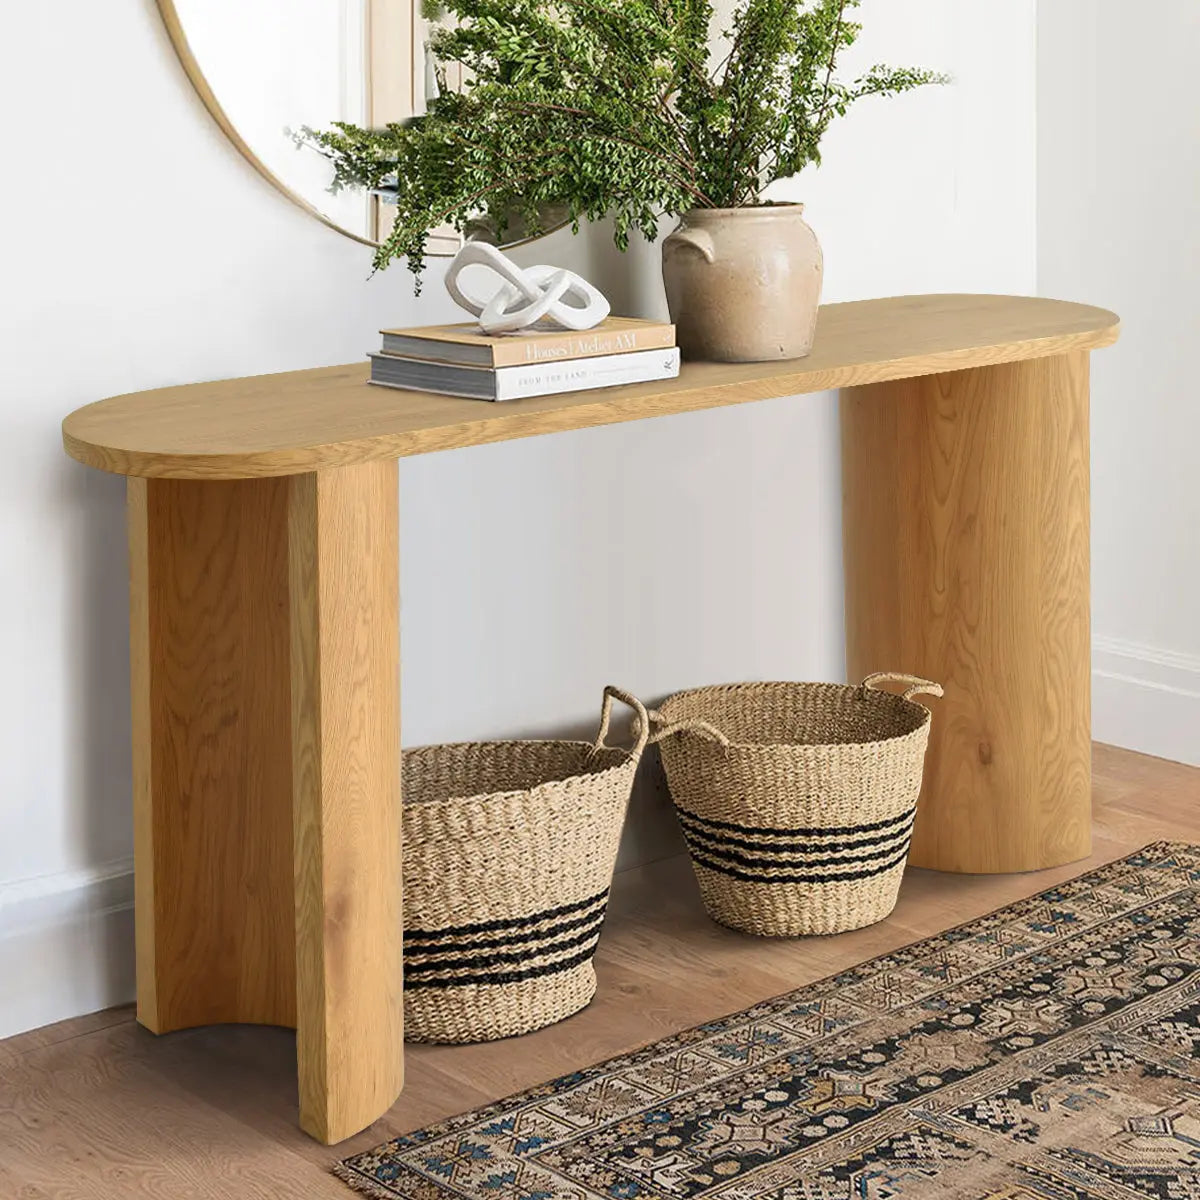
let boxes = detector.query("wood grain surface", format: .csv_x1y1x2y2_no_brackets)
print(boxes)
0,746,1195,1200
127,476,296,1033
289,461,404,1144
62,296,1119,479
841,353,1092,872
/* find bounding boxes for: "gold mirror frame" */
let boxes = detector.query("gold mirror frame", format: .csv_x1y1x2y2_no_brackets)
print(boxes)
155,0,535,255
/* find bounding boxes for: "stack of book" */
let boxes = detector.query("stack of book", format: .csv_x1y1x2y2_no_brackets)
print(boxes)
368,317,679,401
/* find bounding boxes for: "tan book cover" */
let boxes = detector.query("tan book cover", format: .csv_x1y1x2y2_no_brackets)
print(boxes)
378,316,675,368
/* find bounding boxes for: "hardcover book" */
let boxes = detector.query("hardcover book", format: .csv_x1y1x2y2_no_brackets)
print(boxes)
368,346,682,401
378,316,675,367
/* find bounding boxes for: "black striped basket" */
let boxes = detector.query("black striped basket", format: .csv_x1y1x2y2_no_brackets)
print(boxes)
650,674,942,937
401,687,647,1043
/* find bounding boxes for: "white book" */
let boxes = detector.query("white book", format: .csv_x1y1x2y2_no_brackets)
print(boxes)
368,346,681,401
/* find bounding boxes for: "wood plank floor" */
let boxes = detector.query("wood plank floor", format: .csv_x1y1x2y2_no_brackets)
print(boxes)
1,743,1196,1199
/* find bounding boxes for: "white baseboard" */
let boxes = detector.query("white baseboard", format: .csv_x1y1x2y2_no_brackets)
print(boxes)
0,859,135,1040
1093,636,1200,767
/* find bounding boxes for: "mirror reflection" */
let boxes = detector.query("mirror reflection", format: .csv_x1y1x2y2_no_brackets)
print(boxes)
160,0,463,251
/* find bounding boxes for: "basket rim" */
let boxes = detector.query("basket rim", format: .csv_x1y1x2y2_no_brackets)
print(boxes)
655,680,933,752
402,737,637,811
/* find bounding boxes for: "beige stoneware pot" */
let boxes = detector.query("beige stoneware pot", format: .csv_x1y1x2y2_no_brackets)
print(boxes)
662,203,823,362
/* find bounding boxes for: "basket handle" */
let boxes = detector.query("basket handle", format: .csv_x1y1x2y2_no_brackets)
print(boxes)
591,686,650,759
860,672,944,704
646,709,733,749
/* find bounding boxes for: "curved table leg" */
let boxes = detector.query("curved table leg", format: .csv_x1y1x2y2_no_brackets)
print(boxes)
127,461,403,1144
840,352,1092,874
289,462,403,1143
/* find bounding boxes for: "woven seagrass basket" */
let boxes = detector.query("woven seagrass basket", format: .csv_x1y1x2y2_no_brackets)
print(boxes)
402,686,647,1043
650,673,942,937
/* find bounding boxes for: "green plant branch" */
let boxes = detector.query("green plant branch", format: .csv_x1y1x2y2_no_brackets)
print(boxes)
499,100,710,199
812,0,848,133
297,0,944,284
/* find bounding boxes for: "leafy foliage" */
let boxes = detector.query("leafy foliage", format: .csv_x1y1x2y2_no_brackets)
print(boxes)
299,0,945,284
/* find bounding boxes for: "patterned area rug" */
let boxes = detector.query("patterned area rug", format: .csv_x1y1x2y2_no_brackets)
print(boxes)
337,841,1200,1199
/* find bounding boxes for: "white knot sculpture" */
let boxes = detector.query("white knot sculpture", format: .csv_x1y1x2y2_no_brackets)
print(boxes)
444,241,610,335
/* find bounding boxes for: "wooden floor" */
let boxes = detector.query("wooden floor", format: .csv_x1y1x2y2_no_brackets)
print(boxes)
1,743,1196,1199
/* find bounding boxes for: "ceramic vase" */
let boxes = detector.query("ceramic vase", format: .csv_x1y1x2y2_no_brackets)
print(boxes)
662,204,823,362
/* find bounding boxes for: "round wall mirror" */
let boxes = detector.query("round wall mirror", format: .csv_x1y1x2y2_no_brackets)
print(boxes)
157,0,476,253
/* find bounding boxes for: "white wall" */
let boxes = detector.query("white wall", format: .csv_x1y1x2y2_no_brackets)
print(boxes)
0,0,1036,1038
1039,1,1200,767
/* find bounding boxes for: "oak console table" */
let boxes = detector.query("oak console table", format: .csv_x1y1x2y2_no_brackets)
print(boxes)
62,294,1118,1143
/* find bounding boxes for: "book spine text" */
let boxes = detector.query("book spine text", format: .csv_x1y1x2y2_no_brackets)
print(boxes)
493,348,681,401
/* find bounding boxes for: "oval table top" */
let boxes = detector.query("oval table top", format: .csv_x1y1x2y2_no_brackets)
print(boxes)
62,294,1119,480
